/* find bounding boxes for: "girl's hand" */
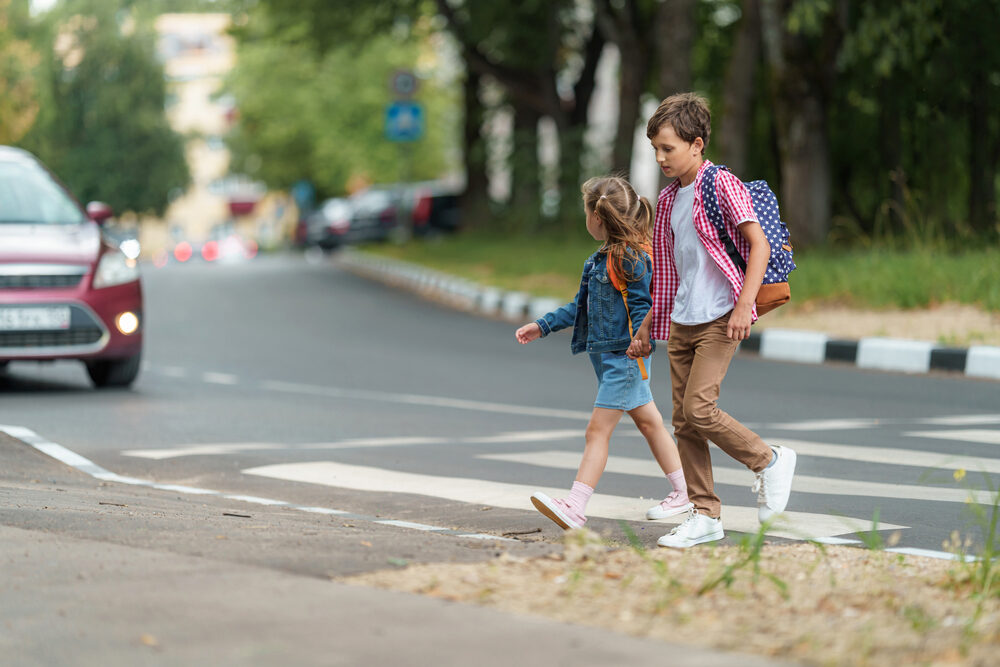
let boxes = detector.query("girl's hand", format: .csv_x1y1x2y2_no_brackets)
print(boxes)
627,329,652,358
727,305,753,341
515,322,542,344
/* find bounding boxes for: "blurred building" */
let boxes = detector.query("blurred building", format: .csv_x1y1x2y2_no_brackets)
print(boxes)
153,13,235,249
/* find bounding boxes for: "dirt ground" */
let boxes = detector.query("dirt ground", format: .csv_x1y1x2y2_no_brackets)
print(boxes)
343,529,999,666
757,303,1000,347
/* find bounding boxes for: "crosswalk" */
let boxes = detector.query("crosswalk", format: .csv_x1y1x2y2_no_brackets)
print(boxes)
67,404,1000,550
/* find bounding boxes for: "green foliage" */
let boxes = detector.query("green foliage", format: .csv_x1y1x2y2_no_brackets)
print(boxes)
20,0,189,215
0,0,41,143
697,519,789,599
226,6,457,196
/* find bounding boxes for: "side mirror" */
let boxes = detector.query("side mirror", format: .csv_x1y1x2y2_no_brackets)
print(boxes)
86,201,114,225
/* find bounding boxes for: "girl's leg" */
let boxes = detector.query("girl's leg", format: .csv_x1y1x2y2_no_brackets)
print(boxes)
531,407,622,530
575,407,624,488
627,401,681,475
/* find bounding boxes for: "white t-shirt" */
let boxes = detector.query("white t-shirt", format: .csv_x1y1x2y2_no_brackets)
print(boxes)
670,181,735,325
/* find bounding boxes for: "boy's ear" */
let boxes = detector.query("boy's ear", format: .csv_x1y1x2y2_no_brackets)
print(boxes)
693,137,705,154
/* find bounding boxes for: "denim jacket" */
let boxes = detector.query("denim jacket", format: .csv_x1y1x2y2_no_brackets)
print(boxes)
535,249,654,354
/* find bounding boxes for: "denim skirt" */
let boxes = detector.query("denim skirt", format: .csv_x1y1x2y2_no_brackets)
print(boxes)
589,351,653,411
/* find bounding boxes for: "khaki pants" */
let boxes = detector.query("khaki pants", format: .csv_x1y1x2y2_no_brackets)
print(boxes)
667,312,771,518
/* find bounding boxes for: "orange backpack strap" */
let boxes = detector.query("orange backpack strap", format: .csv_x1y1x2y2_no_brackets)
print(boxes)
607,246,651,380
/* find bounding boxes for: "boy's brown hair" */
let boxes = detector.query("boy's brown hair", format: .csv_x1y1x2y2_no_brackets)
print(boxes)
645,92,711,156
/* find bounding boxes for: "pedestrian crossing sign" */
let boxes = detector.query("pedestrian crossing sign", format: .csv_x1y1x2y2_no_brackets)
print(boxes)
385,101,424,142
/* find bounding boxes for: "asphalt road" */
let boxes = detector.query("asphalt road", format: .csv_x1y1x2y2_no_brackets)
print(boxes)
3,251,999,556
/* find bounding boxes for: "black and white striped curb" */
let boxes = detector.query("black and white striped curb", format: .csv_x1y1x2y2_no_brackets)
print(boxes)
337,250,1000,380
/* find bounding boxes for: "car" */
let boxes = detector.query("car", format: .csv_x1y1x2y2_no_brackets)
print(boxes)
345,187,400,244
305,197,353,251
0,146,143,388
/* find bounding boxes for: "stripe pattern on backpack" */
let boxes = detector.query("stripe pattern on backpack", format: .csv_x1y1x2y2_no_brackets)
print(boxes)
700,164,796,315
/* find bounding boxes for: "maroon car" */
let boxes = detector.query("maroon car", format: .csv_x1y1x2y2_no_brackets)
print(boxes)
0,146,143,388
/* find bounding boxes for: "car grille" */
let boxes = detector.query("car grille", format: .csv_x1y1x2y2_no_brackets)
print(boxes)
0,328,103,348
0,273,84,289
0,264,89,290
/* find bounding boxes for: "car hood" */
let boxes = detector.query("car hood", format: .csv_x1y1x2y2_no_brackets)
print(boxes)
0,223,101,265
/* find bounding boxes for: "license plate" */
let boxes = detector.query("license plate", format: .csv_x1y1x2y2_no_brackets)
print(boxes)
0,306,72,331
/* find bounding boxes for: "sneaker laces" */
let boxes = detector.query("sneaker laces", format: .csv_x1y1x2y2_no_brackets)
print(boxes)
668,508,697,535
661,491,680,506
751,472,765,501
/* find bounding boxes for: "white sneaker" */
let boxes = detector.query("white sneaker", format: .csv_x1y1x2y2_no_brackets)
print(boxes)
656,510,724,548
754,445,797,522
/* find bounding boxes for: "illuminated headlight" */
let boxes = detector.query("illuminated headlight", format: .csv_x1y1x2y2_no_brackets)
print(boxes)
93,248,140,288
120,239,141,260
116,311,140,335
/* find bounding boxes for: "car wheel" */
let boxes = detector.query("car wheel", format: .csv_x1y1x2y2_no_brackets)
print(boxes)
85,352,141,388
0,361,8,374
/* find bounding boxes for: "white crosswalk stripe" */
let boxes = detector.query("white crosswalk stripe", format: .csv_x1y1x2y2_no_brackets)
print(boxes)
904,429,1000,446
767,437,1000,474
479,451,995,505
242,460,907,541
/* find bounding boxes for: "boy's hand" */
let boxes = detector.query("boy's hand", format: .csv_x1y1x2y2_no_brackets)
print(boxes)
515,322,542,344
727,304,753,341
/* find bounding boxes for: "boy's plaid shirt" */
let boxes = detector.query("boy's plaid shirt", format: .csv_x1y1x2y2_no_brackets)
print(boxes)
650,159,759,340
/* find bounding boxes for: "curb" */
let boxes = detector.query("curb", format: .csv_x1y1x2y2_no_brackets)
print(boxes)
337,249,1000,381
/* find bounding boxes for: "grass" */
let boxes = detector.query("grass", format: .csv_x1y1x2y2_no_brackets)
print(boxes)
360,231,1000,312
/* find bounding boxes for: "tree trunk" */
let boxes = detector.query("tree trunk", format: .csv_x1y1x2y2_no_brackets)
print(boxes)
879,86,905,234
968,65,994,232
612,44,646,174
760,0,834,247
654,0,696,191
717,0,761,175
459,70,490,230
655,0,696,97
509,104,541,231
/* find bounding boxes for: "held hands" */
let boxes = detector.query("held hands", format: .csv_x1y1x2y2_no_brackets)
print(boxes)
515,322,542,344
626,326,652,359
727,303,753,341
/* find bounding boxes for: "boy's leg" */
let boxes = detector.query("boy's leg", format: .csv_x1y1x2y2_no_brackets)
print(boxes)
668,325,722,518
681,314,772,476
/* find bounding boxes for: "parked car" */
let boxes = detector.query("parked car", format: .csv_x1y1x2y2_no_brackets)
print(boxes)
346,187,400,243
0,146,143,388
305,197,353,251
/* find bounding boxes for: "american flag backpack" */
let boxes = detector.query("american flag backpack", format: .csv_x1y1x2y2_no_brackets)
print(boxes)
700,164,796,315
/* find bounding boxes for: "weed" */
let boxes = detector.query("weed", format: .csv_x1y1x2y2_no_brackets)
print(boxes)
697,519,789,599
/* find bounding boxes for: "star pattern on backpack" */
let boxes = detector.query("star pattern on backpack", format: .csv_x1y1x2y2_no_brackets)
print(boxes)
701,166,796,287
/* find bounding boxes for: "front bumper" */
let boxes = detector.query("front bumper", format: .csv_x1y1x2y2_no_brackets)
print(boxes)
0,277,143,362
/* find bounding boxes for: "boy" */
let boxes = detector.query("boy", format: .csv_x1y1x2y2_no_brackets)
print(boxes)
628,92,796,548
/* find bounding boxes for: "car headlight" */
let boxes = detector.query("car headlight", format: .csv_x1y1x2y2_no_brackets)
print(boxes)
93,248,140,289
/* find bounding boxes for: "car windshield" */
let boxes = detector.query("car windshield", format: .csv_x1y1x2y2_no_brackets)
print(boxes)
0,161,87,225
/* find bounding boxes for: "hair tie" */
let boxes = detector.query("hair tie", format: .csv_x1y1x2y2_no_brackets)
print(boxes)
599,195,607,200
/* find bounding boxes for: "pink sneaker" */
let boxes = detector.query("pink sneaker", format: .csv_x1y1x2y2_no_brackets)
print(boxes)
645,491,694,520
531,492,586,530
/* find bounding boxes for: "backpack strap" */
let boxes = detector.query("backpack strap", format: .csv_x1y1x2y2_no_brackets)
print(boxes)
700,164,747,274
607,250,649,381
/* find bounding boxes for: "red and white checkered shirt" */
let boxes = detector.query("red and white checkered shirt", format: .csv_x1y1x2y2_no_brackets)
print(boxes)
650,160,759,340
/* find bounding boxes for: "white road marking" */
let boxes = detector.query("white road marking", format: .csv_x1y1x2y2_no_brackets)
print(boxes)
242,460,906,541
766,419,886,431
480,451,995,505
904,429,1000,446
0,425,509,543
203,372,239,385
257,379,593,421
769,438,1000,474
916,415,1000,426
160,365,187,378
122,443,281,459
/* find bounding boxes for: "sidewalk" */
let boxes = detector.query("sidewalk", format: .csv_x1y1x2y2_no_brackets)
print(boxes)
337,249,1000,380
0,433,786,667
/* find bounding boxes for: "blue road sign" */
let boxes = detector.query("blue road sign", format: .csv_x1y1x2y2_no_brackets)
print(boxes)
385,101,424,142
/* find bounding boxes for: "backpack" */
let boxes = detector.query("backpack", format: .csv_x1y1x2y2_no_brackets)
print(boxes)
700,165,796,315
606,245,651,380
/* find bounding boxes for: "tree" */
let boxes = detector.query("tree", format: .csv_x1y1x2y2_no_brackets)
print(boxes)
0,0,40,144
22,0,188,216
225,6,456,197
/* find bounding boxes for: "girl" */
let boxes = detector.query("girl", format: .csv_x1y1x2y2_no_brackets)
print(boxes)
514,176,690,530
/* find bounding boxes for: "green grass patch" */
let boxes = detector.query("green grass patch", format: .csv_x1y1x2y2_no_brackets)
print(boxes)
360,233,1000,312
